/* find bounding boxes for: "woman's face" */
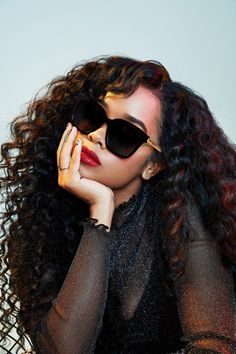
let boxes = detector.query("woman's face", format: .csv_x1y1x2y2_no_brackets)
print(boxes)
74,85,162,204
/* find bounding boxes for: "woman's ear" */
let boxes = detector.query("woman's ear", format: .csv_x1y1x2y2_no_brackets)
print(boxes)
141,160,164,180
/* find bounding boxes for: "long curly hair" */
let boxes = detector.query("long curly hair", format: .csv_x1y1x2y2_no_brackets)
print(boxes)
159,81,236,281
0,54,236,352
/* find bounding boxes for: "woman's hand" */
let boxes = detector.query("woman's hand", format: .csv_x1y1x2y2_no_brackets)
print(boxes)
56,123,115,229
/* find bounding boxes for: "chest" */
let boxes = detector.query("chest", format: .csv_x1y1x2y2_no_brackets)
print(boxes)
108,217,173,322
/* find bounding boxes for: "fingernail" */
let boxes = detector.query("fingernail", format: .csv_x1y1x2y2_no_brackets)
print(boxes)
66,122,71,129
75,139,81,145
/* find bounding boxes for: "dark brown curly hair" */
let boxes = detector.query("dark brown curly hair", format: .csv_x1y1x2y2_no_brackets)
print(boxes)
0,54,236,352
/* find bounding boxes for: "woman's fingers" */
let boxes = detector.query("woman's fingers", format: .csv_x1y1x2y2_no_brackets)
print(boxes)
56,123,73,168
57,125,77,173
56,123,70,168
70,138,82,175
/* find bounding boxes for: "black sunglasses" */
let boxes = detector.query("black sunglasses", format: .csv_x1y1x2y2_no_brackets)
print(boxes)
71,93,161,158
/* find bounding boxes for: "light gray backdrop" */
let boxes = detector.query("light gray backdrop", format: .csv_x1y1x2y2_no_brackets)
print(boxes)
0,0,236,146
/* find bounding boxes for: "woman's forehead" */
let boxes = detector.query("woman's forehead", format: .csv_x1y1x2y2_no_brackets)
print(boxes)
104,87,160,118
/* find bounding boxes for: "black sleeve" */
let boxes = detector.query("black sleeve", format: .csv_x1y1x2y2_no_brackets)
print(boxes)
174,195,236,353
30,219,111,354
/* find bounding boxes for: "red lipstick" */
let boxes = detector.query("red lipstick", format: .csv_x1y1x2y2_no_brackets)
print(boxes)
81,146,101,167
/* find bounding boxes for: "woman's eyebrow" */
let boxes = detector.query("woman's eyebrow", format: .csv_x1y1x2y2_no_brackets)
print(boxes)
121,113,147,133
99,100,147,133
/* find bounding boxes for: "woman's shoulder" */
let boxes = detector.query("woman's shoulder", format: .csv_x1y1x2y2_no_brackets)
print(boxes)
185,191,214,242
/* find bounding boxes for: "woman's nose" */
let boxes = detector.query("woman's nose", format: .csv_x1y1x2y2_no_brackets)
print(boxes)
87,123,107,148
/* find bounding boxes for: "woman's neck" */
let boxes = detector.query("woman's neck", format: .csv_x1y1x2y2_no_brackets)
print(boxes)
113,177,142,208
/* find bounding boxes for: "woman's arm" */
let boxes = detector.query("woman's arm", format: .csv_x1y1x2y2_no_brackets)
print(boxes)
31,219,111,354
174,196,236,353
28,124,116,353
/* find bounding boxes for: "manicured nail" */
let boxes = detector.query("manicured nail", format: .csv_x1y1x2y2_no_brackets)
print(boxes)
66,122,71,129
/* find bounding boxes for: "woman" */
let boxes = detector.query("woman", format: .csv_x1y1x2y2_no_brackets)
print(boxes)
0,55,236,353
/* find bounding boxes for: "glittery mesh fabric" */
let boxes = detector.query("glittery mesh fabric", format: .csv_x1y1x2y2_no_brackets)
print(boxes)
28,181,236,354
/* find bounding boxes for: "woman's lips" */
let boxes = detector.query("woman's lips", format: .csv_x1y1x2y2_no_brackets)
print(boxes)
81,146,101,167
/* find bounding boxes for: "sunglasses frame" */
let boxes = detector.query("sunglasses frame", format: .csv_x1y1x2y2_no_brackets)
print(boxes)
71,93,162,158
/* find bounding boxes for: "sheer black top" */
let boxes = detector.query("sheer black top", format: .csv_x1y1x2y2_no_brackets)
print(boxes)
28,181,236,353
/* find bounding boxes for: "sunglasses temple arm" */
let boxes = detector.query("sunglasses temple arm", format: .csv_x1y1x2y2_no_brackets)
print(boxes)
147,138,162,153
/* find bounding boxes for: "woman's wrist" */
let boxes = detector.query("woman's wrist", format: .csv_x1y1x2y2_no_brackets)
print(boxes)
89,194,115,231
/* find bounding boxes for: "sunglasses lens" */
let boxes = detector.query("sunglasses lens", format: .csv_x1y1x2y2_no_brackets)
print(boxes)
72,98,105,133
107,120,145,158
